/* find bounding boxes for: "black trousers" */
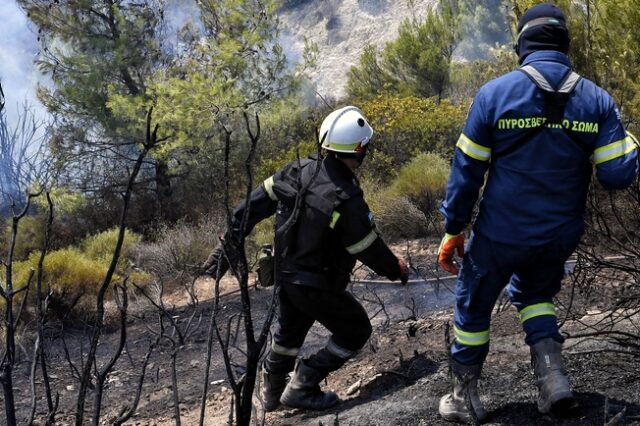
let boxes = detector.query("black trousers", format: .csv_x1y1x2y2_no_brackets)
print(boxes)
266,282,372,375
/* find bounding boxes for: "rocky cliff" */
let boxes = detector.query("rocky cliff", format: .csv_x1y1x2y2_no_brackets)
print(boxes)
279,0,438,100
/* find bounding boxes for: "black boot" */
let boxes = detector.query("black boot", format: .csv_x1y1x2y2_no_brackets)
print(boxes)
261,351,296,412
279,359,339,410
530,338,576,415
439,359,487,423
261,366,288,412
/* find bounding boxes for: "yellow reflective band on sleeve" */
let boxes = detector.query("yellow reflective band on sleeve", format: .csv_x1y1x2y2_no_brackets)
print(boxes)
519,303,556,323
345,230,378,254
329,211,341,229
271,342,299,357
593,136,637,165
454,325,490,346
456,134,491,161
263,176,277,201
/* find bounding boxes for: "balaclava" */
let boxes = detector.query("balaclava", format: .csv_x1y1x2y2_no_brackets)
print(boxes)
515,3,570,64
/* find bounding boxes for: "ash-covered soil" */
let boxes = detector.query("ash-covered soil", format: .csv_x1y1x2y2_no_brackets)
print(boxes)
7,238,640,425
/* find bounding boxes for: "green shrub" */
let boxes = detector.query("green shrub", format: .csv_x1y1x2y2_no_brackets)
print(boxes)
2,215,45,261
82,227,142,265
11,248,109,319
5,228,150,322
389,152,450,215
347,4,458,100
362,180,429,241
360,95,466,181
255,140,319,185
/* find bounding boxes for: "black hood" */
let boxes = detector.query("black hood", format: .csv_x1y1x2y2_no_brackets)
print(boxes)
515,3,570,64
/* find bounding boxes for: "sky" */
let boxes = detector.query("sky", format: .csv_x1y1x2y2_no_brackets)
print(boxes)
0,0,49,128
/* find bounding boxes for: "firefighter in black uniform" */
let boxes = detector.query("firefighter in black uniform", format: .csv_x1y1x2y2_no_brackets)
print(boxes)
202,106,409,411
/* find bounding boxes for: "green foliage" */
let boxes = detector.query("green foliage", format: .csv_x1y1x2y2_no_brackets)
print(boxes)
347,2,460,100
14,248,108,297
23,0,312,226
2,189,93,262
362,180,428,241
456,0,510,60
10,248,148,320
138,0,295,152
449,46,518,102
346,44,394,101
507,0,640,127
389,152,450,215
2,216,45,261
82,227,142,266
33,188,87,217
22,0,162,141
360,152,450,240
105,0,314,220
254,90,320,183
360,95,467,181
6,228,149,320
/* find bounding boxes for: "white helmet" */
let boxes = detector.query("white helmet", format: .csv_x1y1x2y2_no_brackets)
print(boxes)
319,106,373,154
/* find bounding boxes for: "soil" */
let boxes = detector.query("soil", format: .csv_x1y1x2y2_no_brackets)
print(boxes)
6,238,640,425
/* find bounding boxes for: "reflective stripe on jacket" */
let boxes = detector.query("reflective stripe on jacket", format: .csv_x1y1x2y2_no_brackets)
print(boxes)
230,155,400,291
441,50,638,245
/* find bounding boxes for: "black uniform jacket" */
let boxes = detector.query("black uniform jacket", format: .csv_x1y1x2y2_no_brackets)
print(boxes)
229,154,400,292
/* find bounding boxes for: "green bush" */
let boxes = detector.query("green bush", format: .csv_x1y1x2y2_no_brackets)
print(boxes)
10,248,148,320
360,95,466,181
2,215,45,261
82,227,142,265
360,152,450,240
362,180,429,241
5,228,150,321
347,4,459,100
389,152,450,215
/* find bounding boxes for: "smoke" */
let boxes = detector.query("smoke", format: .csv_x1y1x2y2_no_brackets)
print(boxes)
454,1,512,61
0,1,51,128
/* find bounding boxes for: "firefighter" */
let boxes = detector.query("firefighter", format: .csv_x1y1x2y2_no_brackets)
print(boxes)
203,106,410,411
437,3,638,423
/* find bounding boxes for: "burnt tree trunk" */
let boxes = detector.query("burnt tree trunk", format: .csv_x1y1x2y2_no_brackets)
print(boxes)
155,159,174,221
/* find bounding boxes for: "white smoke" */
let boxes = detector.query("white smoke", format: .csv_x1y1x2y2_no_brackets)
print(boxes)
0,1,50,128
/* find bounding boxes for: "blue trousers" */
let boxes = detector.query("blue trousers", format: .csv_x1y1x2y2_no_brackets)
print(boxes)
451,230,580,365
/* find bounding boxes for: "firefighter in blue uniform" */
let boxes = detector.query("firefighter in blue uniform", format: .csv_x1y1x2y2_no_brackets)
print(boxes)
437,3,638,423
203,106,409,412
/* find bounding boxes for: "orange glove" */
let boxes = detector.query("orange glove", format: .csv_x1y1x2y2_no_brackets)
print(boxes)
438,233,465,275
398,258,410,285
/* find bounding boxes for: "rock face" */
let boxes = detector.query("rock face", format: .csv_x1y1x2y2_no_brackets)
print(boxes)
279,0,438,99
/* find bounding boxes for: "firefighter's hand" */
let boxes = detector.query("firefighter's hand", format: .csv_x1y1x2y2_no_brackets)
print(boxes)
398,258,410,285
438,233,464,275
201,243,229,279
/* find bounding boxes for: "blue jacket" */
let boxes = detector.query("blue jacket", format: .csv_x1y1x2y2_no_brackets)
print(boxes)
441,50,638,245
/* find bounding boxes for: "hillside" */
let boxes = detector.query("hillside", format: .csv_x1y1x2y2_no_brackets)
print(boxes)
279,0,437,99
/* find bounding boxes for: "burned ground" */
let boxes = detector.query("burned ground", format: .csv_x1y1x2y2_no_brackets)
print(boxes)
5,239,640,425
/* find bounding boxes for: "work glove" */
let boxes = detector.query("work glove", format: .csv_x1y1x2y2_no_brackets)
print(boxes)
202,242,230,280
438,233,464,275
398,258,410,285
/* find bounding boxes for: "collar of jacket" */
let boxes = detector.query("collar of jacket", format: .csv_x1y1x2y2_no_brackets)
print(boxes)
521,50,571,68
324,153,357,180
